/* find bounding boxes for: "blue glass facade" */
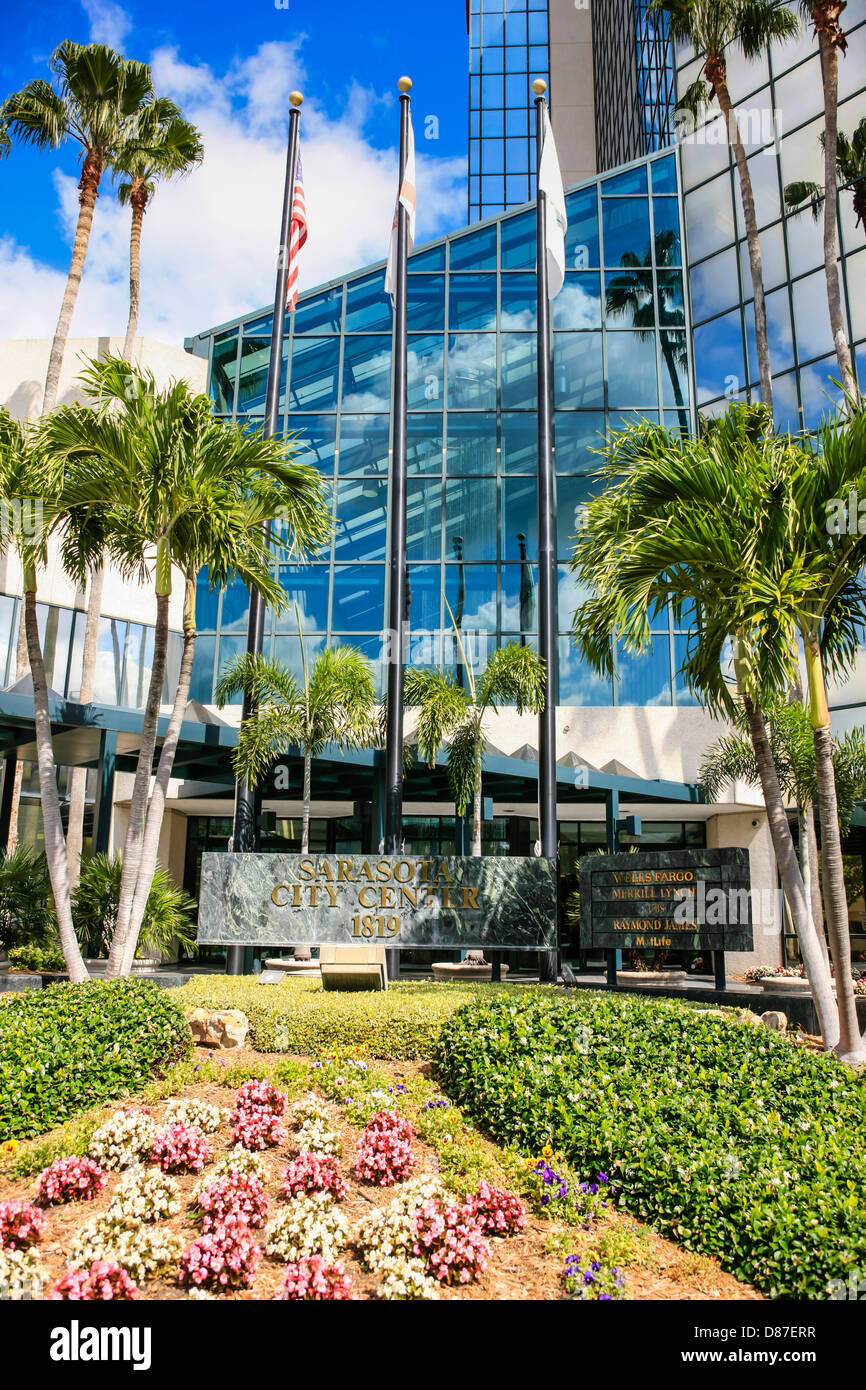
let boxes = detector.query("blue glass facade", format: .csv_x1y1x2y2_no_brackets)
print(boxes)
592,0,676,174
187,149,694,712
468,0,550,223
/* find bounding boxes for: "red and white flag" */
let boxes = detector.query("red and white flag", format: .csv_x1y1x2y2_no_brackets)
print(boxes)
384,118,416,304
286,152,307,312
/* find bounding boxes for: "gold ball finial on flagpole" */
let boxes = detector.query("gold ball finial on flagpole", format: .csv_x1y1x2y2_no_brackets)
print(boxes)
398,76,413,93
532,78,547,96
289,91,304,108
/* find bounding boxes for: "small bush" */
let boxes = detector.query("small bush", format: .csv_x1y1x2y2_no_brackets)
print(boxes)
0,1198,47,1250
173,977,550,1059
0,979,192,1142
178,1216,261,1291
36,1156,106,1205
7,943,66,974
150,1123,211,1174
434,990,866,1298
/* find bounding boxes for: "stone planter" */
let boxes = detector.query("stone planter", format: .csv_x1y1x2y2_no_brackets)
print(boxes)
616,969,687,987
758,976,811,993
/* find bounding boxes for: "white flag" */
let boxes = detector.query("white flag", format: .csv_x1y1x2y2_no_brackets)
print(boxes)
385,117,417,304
538,104,567,299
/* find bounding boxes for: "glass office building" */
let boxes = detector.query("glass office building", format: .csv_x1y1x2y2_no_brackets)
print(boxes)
592,0,676,172
467,0,550,222
187,149,693,713
676,5,866,431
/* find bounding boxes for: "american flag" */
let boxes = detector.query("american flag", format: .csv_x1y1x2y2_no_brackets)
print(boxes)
285,153,307,312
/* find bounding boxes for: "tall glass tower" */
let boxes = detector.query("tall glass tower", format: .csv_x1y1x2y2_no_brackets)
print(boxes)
467,0,551,223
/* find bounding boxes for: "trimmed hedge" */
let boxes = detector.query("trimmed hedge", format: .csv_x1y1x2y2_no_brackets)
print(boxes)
0,979,192,1142
433,990,866,1299
173,977,550,1059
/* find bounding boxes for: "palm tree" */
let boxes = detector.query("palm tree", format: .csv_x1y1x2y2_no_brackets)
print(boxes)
700,697,866,969
114,100,204,361
785,115,866,243
0,409,89,982
783,118,866,397
404,635,545,855
788,2,858,399
63,102,204,882
2,42,155,413
569,404,851,1054
652,0,800,414
215,618,379,855
605,228,689,434
40,356,332,975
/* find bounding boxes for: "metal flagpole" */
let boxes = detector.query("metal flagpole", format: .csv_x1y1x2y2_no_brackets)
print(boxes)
533,79,559,985
383,78,412,987
226,91,303,976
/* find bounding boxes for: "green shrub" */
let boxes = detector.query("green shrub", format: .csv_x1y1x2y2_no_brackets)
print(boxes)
433,990,866,1298
73,854,197,958
0,979,193,1142
172,977,549,1060
7,942,67,973
0,847,57,950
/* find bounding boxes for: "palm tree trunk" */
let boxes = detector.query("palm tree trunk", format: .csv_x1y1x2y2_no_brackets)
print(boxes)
803,638,865,1063
120,579,196,975
805,802,830,970
66,563,105,885
714,77,774,415
5,607,29,850
817,31,858,402
742,692,838,1047
660,332,689,434
105,586,171,977
122,195,146,364
472,774,482,858
42,158,102,415
301,751,312,854
22,571,88,983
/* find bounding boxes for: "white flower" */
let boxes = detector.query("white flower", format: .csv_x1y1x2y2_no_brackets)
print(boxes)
0,1247,43,1299
264,1191,348,1262
71,1212,183,1283
295,1116,342,1157
193,1146,273,1194
108,1166,180,1223
164,1098,228,1134
88,1110,157,1170
377,1254,440,1300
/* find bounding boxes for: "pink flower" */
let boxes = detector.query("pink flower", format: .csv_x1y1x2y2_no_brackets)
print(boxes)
353,1110,417,1186
50,1261,139,1301
280,1153,348,1202
233,1080,288,1117
275,1256,353,1301
230,1108,287,1151
178,1216,261,1291
412,1197,490,1285
463,1182,526,1236
0,1198,47,1250
151,1123,212,1174
195,1172,270,1231
36,1156,106,1206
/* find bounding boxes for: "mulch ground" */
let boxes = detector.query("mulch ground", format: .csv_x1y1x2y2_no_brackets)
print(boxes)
0,1049,762,1302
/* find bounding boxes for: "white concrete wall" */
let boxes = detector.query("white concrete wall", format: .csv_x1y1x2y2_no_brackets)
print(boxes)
0,337,208,632
549,0,598,187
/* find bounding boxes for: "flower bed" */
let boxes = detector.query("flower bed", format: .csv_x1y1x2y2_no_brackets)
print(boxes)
0,1053,766,1301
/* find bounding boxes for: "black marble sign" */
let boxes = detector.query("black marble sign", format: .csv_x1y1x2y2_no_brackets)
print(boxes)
197,852,557,950
580,848,754,952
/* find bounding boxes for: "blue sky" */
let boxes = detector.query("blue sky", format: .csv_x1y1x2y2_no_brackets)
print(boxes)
0,0,469,344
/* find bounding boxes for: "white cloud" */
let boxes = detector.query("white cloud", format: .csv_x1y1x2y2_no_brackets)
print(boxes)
0,40,467,350
81,0,132,50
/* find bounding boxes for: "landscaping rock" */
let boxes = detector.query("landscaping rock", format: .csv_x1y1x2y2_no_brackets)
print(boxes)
187,1007,249,1049
760,1010,788,1032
